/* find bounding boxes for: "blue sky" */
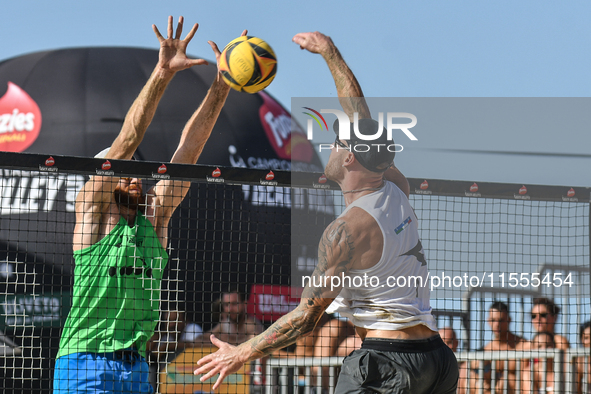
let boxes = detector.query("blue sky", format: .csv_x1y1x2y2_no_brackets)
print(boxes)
2,0,589,347
2,0,591,186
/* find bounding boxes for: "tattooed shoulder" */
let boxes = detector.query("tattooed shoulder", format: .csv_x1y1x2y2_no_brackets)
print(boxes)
323,218,348,243
319,218,356,273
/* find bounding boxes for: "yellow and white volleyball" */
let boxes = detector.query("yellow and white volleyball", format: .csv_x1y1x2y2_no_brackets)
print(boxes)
219,36,277,94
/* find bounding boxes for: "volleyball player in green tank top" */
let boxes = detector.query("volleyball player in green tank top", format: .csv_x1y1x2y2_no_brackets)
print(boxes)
53,16,247,393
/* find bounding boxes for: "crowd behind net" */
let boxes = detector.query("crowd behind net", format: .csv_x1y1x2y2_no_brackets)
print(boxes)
0,152,589,393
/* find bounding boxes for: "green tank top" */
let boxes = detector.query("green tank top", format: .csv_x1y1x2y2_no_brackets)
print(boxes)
57,212,168,358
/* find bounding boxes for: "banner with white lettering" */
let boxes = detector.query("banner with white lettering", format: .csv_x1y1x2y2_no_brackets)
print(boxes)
246,284,302,323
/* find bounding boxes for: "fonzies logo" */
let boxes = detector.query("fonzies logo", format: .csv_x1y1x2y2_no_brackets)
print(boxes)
259,92,314,163
303,108,417,152
0,82,42,152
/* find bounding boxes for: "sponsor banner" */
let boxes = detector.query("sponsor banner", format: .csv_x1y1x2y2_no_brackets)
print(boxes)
0,152,587,202
408,179,589,202
260,91,314,163
0,169,85,215
0,292,71,329
246,284,303,323
0,82,42,152
0,152,296,187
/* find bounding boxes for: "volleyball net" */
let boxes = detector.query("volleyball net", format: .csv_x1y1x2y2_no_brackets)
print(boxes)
0,152,589,393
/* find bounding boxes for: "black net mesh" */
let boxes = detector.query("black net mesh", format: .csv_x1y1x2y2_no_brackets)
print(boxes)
0,154,589,393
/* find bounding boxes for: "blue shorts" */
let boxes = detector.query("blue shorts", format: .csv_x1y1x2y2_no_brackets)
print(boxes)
53,349,153,393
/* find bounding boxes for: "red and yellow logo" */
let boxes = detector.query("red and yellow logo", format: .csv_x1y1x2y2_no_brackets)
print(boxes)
0,82,42,152
259,91,314,163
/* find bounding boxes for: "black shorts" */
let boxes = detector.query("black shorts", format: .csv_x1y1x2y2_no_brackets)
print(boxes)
335,335,458,394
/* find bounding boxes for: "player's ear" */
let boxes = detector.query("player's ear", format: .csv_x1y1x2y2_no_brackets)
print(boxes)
343,152,355,167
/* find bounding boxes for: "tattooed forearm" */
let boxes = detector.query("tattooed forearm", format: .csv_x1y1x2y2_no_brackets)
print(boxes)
243,219,356,361
244,220,356,359
322,43,370,119
246,303,324,359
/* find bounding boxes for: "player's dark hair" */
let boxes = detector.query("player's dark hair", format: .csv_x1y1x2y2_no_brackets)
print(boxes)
224,283,247,302
533,297,560,315
442,327,457,341
490,301,509,313
580,321,591,342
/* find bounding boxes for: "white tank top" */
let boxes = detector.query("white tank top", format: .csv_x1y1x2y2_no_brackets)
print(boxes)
326,181,437,331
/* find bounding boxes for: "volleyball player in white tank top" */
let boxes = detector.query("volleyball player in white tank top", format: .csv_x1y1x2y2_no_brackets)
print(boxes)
326,181,437,332
195,31,459,394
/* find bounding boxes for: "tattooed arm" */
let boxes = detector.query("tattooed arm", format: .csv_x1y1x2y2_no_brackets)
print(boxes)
293,31,409,195
194,217,356,390
246,218,355,357
292,31,370,119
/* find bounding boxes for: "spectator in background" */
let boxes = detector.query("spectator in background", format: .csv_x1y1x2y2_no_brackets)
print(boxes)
198,285,264,346
314,317,356,358
334,320,362,358
522,331,558,394
581,319,591,347
306,316,357,390
148,309,202,359
439,327,459,352
147,309,202,389
270,313,332,391
272,314,360,390
577,320,590,394
531,297,569,350
439,327,469,394
470,301,527,394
